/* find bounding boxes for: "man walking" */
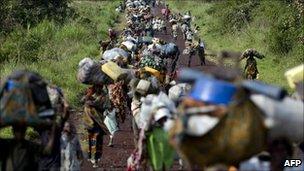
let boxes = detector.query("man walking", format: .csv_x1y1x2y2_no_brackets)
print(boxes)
197,38,206,65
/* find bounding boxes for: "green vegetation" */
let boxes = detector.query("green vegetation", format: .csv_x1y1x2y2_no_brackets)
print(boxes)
0,0,73,33
168,0,303,89
0,1,120,109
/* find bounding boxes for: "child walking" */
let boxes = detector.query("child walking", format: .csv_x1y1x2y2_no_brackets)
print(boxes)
103,103,119,147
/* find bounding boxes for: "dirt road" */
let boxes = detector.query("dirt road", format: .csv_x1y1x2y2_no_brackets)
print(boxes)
75,4,218,171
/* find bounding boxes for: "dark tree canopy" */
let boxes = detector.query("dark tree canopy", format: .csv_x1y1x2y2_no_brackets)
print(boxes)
0,0,74,33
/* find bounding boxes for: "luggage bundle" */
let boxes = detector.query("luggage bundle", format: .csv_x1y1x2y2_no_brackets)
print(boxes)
168,68,299,169
121,41,137,52
169,89,267,168
77,58,112,85
0,70,55,127
102,48,129,61
139,55,165,71
168,83,191,102
138,36,153,45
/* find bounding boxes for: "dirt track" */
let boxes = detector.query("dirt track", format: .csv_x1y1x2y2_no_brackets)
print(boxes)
75,4,218,171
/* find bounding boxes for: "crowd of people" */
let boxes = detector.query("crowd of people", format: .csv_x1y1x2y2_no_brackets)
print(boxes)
0,0,303,171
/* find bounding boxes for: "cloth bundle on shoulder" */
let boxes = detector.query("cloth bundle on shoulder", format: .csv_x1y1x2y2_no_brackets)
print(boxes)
169,89,267,168
0,70,54,127
77,58,111,85
160,43,178,57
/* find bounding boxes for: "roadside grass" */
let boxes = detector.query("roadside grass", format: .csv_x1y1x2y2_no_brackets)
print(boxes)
168,0,303,90
0,1,120,138
0,1,119,107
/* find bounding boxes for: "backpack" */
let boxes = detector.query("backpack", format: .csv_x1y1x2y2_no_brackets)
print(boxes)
0,70,54,126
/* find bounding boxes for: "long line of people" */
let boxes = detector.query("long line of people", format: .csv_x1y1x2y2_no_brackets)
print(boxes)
0,0,303,170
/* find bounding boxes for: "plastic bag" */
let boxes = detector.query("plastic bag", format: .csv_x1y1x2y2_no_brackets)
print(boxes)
102,48,129,61
251,95,304,142
77,58,111,85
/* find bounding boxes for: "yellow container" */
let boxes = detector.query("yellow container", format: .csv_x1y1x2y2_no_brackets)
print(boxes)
144,66,161,79
101,61,127,81
285,64,304,89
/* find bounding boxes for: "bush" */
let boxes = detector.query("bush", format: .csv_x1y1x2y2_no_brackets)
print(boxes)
0,0,74,34
218,1,260,33
266,1,303,55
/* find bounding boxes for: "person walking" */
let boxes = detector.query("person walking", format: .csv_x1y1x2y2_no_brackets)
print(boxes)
187,42,196,67
103,103,119,147
240,48,265,79
197,38,206,65
82,85,109,168
60,121,83,171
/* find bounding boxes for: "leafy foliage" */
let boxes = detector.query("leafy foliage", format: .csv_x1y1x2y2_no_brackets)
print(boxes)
266,1,304,55
0,0,74,34
215,0,260,33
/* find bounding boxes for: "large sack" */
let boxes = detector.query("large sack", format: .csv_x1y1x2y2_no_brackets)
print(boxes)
139,36,153,45
161,43,178,57
102,48,129,61
121,41,137,52
77,58,111,85
169,90,267,168
0,70,55,127
251,95,304,143
124,36,137,44
168,83,191,102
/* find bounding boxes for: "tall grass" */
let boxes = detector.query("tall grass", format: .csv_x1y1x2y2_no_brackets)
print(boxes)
168,0,304,90
0,1,120,108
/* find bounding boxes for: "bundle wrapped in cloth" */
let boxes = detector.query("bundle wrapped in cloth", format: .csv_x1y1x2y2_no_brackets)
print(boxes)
0,70,55,127
169,75,268,169
108,81,130,123
77,58,111,85
169,88,267,168
102,47,129,61
139,55,165,71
